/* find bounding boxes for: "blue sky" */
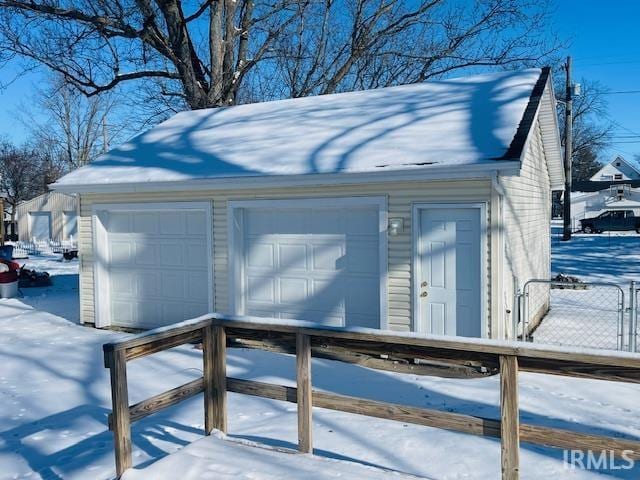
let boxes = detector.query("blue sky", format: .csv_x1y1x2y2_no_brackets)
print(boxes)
556,1,640,161
0,0,639,161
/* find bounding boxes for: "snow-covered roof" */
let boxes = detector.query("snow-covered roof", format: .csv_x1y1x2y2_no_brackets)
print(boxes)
53,69,559,191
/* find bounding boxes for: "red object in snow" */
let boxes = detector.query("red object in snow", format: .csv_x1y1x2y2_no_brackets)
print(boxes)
0,259,19,284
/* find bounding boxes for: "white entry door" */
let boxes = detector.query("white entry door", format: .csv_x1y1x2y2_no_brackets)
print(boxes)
94,203,213,329
30,212,51,240
232,199,385,328
415,205,483,337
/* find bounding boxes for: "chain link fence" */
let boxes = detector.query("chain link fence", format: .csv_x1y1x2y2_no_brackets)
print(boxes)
517,279,632,352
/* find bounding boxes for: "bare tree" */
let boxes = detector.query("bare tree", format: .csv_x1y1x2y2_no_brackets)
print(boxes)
556,78,613,181
20,76,125,169
0,141,51,227
0,0,560,112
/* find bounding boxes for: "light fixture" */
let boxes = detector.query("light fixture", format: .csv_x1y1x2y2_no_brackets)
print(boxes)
388,218,404,236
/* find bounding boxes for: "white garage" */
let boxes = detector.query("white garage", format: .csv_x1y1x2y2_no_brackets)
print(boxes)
229,198,387,329
93,203,213,329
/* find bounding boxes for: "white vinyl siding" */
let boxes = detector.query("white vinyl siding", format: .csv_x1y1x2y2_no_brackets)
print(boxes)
77,179,493,333
500,118,552,335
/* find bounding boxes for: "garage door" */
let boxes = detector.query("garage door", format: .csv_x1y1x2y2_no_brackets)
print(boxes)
96,204,212,329
236,202,383,328
30,212,51,240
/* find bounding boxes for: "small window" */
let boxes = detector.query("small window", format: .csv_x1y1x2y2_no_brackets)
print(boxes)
616,162,621,167
614,174,623,180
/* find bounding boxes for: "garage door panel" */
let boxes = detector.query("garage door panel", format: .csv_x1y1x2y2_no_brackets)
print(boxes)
279,277,308,304
112,301,135,326
278,242,308,271
279,309,343,326
107,212,131,233
137,271,160,297
110,241,134,265
133,242,157,265
308,210,344,234
346,277,381,316
101,206,212,329
159,243,185,266
160,272,187,299
187,274,210,300
247,275,275,303
186,211,208,235
110,270,135,296
184,242,208,267
241,204,380,327
275,210,310,234
346,208,379,234
160,212,185,234
311,242,344,271
133,212,159,234
139,301,161,325
346,240,378,274
308,277,345,312
246,242,275,269
245,210,278,234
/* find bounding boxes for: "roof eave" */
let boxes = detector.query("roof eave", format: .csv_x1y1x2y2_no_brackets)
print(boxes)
506,67,564,190
50,161,521,195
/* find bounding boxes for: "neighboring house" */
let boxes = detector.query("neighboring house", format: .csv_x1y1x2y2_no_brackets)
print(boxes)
570,184,640,229
590,155,640,182
16,192,78,242
52,68,563,340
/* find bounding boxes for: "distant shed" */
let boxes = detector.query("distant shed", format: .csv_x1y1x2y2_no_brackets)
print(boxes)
16,191,78,242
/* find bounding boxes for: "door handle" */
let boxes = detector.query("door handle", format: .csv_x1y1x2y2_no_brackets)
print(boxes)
420,291,428,298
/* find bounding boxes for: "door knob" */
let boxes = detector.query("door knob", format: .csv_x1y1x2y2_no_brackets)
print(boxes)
420,291,428,298
421,281,428,287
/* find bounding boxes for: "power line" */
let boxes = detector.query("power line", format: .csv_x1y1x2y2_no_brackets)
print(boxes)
601,90,640,95
611,120,640,138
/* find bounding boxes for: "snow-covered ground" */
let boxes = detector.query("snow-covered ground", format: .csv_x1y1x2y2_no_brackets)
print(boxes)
551,225,640,284
1,253,640,479
528,229,640,350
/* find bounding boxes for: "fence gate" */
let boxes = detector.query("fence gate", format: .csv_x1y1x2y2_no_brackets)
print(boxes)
519,279,628,351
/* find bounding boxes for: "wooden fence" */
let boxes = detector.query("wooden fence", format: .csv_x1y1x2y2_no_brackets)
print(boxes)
103,314,640,479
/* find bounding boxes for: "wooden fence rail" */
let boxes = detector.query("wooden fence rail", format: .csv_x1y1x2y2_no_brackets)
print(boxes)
103,314,640,479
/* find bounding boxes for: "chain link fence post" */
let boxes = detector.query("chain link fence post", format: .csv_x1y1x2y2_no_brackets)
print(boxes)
630,281,637,353
511,277,520,341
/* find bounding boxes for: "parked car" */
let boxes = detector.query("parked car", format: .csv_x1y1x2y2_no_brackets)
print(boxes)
580,210,640,234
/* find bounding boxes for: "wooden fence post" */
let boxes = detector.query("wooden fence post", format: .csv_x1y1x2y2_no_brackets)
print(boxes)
204,324,227,434
500,355,520,480
296,333,313,453
106,349,132,478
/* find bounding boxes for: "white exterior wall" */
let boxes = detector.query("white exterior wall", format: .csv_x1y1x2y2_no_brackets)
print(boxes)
16,192,78,242
590,159,640,181
500,119,552,335
77,180,496,334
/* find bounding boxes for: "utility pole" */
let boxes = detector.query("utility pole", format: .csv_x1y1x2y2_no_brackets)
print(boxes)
562,56,573,241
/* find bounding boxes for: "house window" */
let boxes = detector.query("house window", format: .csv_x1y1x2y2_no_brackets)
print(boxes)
616,161,621,166
614,174,623,180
